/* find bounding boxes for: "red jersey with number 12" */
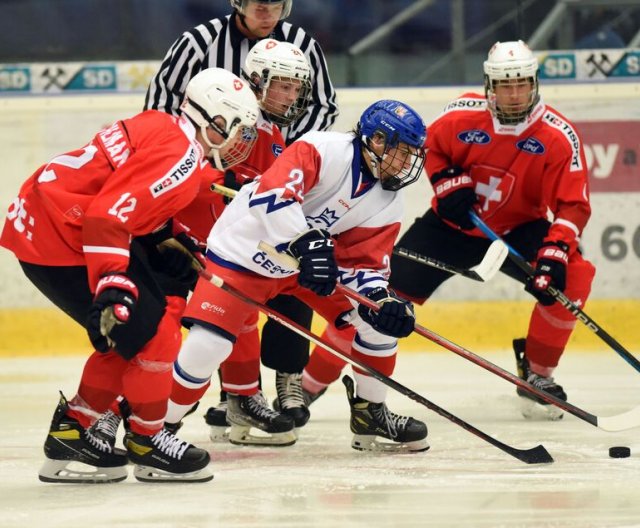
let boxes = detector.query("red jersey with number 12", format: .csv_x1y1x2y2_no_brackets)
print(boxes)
0,111,208,290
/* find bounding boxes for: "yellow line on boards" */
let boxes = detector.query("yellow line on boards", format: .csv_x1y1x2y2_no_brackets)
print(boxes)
0,300,638,357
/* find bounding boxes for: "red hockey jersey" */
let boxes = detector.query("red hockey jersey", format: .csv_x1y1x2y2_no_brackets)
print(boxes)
175,113,285,244
0,111,209,290
427,93,590,248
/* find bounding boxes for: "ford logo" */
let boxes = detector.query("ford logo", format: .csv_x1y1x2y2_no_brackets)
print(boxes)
457,129,491,144
516,137,545,154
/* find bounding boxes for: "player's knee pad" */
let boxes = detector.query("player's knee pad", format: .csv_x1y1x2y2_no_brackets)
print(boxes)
174,324,233,384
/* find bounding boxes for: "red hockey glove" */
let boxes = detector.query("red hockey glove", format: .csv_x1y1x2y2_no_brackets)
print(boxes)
525,240,569,306
357,287,416,338
430,166,478,230
87,273,139,353
287,229,338,296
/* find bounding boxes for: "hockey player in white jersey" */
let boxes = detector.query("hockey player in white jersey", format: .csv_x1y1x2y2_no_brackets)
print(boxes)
166,99,430,452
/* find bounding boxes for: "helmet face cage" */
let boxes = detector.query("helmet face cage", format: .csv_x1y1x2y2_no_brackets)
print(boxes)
357,100,427,191
212,124,259,169
181,68,259,170
230,0,292,20
483,40,540,125
243,39,312,127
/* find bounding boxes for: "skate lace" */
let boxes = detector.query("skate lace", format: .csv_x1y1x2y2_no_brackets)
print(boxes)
151,429,190,460
372,403,409,440
248,391,281,419
276,373,305,409
86,410,120,453
527,373,558,391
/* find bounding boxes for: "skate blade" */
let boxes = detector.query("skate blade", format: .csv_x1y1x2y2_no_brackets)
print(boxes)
208,425,230,443
133,464,213,483
519,397,564,421
351,434,430,453
38,458,128,484
228,425,297,447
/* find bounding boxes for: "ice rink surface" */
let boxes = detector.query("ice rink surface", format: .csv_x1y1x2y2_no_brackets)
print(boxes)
1,349,639,528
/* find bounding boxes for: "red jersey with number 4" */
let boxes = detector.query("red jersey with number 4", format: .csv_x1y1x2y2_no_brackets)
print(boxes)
427,93,591,248
0,110,208,290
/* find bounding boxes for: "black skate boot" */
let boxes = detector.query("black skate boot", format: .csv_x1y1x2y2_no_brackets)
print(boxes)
204,391,230,442
272,371,310,427
514,338,566,421
38,393,128,484
303,386,327,407
124,428,212,483
226,391,297,446
164,401,200,435
343,376,429,453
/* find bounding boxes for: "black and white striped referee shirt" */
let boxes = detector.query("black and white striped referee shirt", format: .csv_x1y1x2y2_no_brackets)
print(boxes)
144,14,339,144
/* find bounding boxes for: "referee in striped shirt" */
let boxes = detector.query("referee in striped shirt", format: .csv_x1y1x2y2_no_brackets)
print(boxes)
145,0,338,427
144,0,339,145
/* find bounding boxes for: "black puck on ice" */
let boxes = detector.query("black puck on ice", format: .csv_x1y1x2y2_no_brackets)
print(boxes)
608,446,631,458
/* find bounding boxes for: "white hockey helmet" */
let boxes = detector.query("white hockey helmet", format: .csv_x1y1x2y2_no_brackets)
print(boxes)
181,67,259,170
242,38,312,127
229,0,292,20
483,40,540,125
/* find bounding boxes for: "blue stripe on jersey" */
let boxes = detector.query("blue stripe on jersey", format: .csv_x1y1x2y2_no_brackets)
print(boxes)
206,249,251,272
350,137,376,199
248,193,297,213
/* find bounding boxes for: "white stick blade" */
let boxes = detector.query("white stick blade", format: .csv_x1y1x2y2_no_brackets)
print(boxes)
597,404,640,432
470,240,509,281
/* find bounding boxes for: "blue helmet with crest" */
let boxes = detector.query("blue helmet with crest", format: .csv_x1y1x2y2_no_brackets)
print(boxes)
357,100,427,191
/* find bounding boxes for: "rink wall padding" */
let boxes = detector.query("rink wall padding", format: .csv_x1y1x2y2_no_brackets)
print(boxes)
1,299,637,358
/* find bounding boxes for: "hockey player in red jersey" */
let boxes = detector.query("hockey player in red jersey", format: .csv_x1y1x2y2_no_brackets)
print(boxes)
173,38,314,443
0,68,259,483
303,40,595,421
166,99,431,452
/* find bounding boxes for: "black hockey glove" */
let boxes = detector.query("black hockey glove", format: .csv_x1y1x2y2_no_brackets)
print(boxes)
287,229,338,296
430,166,478,230
87,273,138,353
222,169,241,204
525,240,569,306
154,232,205,284
358,287,416,338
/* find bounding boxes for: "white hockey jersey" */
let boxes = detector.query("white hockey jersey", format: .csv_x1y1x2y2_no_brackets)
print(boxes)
207,131,405,293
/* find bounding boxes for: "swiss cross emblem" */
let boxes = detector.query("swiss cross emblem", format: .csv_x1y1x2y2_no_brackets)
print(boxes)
266,40,277,49
115,305,130,322
233,79,244,91
535,275,549,289
469,164,515,217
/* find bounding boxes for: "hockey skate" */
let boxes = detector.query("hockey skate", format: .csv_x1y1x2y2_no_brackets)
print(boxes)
38,393,128,484
204,400,230,442
226,391,297,446
272,371,310,427
514,338,566,421
343,376,429,453
125,428,212,483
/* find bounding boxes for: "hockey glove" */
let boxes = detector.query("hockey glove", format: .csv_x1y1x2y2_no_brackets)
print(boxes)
525,240,569,306
155,232,205,281
430,166,478,230
287,229,338,296
87,273,139,353
222,169,242,204
357,287,416,338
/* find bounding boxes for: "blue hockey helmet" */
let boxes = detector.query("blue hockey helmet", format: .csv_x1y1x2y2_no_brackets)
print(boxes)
357,100,427,191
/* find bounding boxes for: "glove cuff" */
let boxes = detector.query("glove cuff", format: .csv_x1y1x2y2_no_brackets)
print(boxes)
95,272,139,300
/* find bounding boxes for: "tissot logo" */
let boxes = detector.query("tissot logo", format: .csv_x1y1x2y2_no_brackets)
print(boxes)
516,137,545,154
457,129,491,144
